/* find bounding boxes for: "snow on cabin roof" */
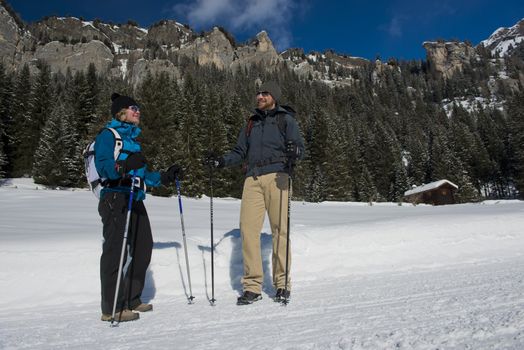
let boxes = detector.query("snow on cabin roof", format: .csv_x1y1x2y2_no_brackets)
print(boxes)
404,179,458,197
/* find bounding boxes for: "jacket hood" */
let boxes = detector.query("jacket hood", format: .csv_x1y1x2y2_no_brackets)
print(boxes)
252,104,295,119
106,119,142,139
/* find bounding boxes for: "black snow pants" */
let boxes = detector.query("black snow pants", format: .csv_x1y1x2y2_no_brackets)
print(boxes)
98,192,153,315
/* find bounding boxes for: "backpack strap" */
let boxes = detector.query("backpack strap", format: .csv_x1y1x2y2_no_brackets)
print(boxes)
105,128,124,160
245,113,287,138
245,117,255,137
276,114,287,137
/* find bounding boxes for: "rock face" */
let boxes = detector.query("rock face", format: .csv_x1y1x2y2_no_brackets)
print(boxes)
145,20,193,48
32,40,113,75
0,5,32,69
423,41,477,79
176,27,236,69
230,31,282,71
3,2,522,89
130,58,181,90
0,2,375,88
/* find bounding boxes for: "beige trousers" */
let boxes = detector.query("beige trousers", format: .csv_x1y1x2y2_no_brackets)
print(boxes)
239,172,291,294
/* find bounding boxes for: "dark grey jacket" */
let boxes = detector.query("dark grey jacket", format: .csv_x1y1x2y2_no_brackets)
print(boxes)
223,105,305,178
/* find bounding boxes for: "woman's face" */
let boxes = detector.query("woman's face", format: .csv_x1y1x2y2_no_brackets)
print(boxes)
121,105,141,125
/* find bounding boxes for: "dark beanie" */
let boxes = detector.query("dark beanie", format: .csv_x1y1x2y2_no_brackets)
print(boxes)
258,81,282,102
111,92,138,118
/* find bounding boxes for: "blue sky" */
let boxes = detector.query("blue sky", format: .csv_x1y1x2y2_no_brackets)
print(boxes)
7,0,524,60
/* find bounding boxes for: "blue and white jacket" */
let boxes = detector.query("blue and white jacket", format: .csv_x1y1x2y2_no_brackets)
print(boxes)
94,119,161,201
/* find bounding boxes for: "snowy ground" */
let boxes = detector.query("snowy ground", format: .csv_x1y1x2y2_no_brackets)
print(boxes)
1,178,523,349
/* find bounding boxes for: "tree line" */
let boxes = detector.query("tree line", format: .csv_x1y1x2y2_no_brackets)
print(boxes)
0,53,523,202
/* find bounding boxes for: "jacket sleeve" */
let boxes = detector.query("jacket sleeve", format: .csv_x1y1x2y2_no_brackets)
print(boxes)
94,129,121,180
144,169,161,187
223,124,248,167
286,115,305,160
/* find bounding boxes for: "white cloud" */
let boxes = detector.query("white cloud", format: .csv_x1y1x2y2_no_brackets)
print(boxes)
172,0,298,51
387,16,404,38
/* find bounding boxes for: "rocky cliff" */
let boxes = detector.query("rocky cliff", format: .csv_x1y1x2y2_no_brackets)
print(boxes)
422,41,477,79
0,2,372,87
1,2,522,87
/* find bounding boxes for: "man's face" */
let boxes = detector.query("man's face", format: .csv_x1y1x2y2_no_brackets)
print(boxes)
256,91,276,111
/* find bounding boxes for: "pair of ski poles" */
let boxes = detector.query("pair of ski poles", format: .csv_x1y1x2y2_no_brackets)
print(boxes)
110,173,196,326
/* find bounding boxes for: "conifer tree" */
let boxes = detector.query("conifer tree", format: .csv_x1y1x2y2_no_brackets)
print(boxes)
356,163,378,203
28,63,53,174
137,72,179,195
0,63,13,176
302,105,330,201
323,113,351,200
507,90,524,198
33,101,80,186
174,74,206,197
0,139,6,179
10,65,33,176
455,170,481,203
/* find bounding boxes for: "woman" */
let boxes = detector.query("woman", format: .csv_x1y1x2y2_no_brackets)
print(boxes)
95,93,181,322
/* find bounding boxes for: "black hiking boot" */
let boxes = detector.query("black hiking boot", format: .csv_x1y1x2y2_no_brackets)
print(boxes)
274,288,290,303
236,291,262,305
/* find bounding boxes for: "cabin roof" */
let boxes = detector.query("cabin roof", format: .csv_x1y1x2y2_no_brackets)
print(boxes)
404,179,459,197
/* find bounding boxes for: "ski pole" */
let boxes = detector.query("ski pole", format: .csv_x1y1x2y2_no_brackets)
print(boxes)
209,165,216,305
111,171,136,326
175,177,195,303
282,156,294,305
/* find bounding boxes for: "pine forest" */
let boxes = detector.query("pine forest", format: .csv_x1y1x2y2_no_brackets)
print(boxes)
1,46,524,203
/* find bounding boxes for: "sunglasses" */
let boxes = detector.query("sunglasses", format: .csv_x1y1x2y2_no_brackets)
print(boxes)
128,105,140,113
256,91,270,97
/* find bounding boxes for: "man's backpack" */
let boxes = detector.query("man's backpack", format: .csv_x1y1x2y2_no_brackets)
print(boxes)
83,128,123,199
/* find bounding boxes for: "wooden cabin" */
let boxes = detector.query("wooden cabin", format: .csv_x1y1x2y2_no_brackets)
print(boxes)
403,180,459,205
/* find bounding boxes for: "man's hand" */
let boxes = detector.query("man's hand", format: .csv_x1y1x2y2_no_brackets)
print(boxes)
285,141,301,160
203,152,225,169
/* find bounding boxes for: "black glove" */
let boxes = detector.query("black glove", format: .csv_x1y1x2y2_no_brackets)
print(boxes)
160,164,183,186
285,141,301,160
116,153,147,175
203,153,225,169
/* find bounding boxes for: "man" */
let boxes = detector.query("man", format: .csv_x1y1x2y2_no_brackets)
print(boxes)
208,81,304,305
96,93,182,321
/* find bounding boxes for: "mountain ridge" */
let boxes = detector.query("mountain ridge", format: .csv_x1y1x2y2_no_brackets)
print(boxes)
2,1,522,87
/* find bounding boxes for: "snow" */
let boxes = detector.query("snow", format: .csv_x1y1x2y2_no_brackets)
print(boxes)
442,97,505,117
119,58,128,79
307,54,318,62
491,36,524,57
81,21,97,30
404,179,458,196
480,20,524,57
1,178,524,349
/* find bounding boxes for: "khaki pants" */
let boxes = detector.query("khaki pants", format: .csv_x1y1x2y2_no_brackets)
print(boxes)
239,172,291,294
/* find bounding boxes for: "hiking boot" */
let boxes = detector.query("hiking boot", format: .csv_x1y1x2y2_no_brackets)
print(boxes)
236,291,262,305
101,309,139,322
132,303,153,312
274,288,290,302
